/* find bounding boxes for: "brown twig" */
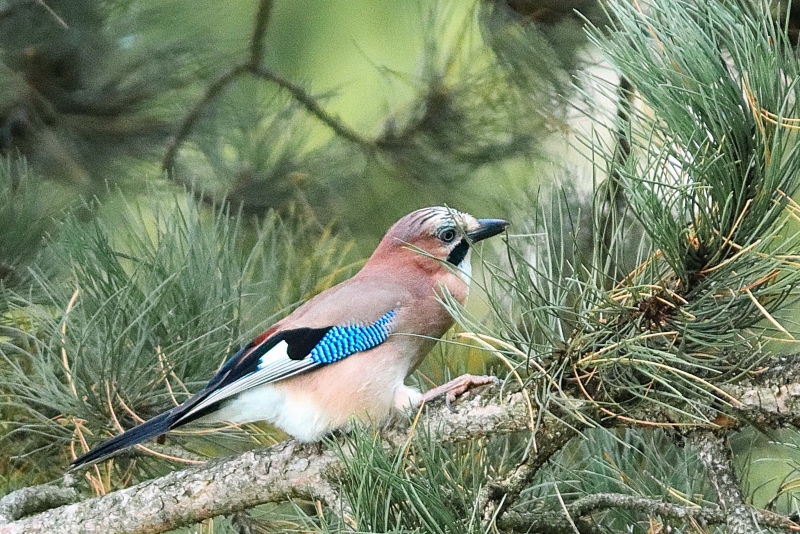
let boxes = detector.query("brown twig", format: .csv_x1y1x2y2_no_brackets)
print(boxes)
162,64,248,173
60,288,80,398
250,66,373,149
162,0,372,178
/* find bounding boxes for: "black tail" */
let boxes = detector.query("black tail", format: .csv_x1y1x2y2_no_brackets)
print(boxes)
70,409,178,470
69,355,240,470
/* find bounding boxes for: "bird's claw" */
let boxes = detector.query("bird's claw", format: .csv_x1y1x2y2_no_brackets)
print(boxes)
423,374,498,412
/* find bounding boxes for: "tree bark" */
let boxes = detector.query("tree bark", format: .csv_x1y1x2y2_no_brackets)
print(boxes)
0,389,530,534
5,357,800,534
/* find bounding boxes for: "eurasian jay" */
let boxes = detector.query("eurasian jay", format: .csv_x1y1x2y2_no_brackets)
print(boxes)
70,206,508,469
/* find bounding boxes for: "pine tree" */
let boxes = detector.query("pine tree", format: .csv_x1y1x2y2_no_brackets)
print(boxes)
2,1,800,533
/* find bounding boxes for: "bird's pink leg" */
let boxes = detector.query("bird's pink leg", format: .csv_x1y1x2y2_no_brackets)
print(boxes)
421,374,497,410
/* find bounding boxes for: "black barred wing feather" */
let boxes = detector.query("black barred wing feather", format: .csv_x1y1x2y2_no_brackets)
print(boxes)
175,309,397,424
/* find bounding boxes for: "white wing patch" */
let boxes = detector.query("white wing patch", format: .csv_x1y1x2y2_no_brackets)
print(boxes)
177,340,317,424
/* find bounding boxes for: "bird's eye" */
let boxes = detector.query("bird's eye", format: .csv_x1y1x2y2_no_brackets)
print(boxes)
439,229,457,243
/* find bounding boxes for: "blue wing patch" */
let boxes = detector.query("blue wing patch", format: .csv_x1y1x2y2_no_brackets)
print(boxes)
310,310,396,364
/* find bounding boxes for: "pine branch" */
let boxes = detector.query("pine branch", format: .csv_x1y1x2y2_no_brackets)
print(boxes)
690,431,762,534
250,66,373,150
248,0,273,67
160,0,549,214
596,74,635,284
8,359,800,533
0,389,530,533
162,64,249,173
478,422,579,528
0,486,78,524
498,492,799,533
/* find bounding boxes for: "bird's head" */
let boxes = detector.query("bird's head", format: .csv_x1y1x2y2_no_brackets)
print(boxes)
363,207,508,298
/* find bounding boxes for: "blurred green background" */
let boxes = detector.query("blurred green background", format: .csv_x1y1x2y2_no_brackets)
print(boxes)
0,0,600,259
5,0,800,531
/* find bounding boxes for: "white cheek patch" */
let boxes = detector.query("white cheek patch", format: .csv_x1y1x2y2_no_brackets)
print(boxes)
456,249,472,286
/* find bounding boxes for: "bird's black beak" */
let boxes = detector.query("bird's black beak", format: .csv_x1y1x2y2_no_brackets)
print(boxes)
468,218,509,243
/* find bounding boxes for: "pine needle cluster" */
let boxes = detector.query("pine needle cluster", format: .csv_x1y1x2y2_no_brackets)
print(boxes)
0,195,354,488
445,0,800,429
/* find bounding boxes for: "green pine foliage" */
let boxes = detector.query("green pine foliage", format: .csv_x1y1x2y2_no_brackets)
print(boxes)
306,426,526,534
4,0,800,532
521,428,716,532
445,0,800,426
0,157,71,286
0,0,205,186
0,195,354,488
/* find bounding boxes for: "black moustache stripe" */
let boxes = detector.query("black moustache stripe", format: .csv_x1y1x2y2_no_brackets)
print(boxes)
446,239,469,266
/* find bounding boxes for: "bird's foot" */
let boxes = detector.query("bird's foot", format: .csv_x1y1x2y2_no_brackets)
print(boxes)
421,374,497,412
293,439,326,456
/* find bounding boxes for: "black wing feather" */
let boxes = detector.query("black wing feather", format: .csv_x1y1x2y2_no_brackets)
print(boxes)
70,325,332,470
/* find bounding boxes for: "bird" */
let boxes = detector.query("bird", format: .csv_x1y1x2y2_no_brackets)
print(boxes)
70,206,508,470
